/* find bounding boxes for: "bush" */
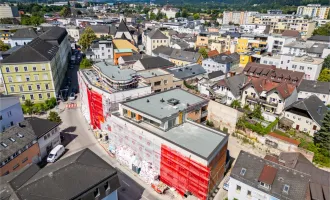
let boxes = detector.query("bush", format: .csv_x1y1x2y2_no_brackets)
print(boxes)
206,120,214,127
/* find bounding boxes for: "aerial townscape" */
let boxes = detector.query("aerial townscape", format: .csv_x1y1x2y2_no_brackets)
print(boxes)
0,1,329,200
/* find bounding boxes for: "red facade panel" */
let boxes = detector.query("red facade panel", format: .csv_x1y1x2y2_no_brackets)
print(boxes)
160,145,210,200
87,88,103,129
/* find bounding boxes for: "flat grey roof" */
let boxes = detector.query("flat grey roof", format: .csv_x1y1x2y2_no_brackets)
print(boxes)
138,68,169,78
122,89,207,121
95,61,136,82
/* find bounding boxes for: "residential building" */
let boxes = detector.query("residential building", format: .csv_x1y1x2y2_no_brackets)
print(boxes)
1,35,68,102
306,43,330,58
248,14,316,37
114,20,135,44
298,79,330,105
0,4,19,19
202,53,240,74
145,29,170,55
282,95,327,136
239,24,270,34
0,94,24,132
132,56,175,71
267,10,283,14
118,54,151,68
108,89,229,199
169,49,202,66
112,39,138,65
223,11,258,25
195,33,208,48
207,50,220,58
160,6,179,19
86,40,113,60
297,4,330,19
282,41,312,56
307,35,330,44
65,25,81,42
0,120,40,176
9,28,38,47
77,61,151,129
266,35,297,53
138,68,183,93
228,151,310,200
152,46,175,59
236,34,268,53
315,19,330,27
168,64,207,84
26,117,61,159
0,148,121,200
87,25,113,38
291,56,323,80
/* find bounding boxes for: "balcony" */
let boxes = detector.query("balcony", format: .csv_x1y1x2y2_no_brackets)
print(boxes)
201,110,208,118
246,96,278,107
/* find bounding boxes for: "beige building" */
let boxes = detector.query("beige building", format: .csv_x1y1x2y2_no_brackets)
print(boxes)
297,4,330,19
138,68,183,93
195,33,209,48
0,4,19,19
249,14,316,37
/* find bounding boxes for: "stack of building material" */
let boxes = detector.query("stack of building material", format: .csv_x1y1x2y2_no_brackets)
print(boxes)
116,145,134,166
139,161,159,185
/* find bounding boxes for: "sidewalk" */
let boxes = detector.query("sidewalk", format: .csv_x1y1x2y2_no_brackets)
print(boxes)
98,141,183,200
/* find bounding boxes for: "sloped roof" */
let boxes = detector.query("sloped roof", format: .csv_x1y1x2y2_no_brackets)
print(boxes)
215,73,247,97
170,49,201,63
87,25,110,34
148,29,168,39
11,28,38,39
258,165,278,185
121,54,151,62
207,49,219,58
139,56,175,69
307,35,330,42
152,46,175,56
113,39,137,52
26,117,61,139
281,30,300,38
267,132,300,146
167,64,206,80
297,80,330,94
207,70,224,79
211,52,240,64
306,43,329,54
285,95,327,126
117,19,130,32
2,37,58,64
38,26,67,46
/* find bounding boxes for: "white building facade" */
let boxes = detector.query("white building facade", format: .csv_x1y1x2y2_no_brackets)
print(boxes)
0,95,24,132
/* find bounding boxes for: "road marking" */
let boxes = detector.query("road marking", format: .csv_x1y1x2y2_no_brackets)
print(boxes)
142,195,150,200
122,180,130,187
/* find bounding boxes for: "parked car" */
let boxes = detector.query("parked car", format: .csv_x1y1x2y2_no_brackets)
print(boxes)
69,92,75,101
47,145,65,163
223,176,230,191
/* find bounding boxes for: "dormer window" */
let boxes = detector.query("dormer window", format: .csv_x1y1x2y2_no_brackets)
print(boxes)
283,184,290,194
259,182,270,189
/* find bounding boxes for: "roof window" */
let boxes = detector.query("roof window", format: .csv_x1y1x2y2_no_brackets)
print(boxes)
1,142,8,148
240,168,247,176
283,184,290,194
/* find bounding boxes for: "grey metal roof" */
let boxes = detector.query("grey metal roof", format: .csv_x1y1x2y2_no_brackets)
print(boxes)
123,88,207,121
215,74,247,97
298,80,330,94
121,54,151,62
139,56,175,69
11,28,37,39
170,49,201,63
307,35,330,42
207,70,224,80
117,19,130,32
152,46,175,56
0,120,37,163
138,68,169,78
211,52,240,64
0,148,120,200
306,43,329,54
87,25,110,34
94,61,137,82
38,26,68,46
167,64,206,80
284,41,312,49
2,37,58,64
148,29,168,39
285,95,327,126
26,117,61,139
231,151,311,200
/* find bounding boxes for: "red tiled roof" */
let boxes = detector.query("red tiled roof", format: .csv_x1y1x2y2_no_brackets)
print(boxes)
258,165,278,185
282,30,300,38
208,50,220,58
264,155,280,164
268,132,301,146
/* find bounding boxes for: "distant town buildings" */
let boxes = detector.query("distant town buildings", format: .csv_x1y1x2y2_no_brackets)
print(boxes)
297,4,330,19
0,4,19,19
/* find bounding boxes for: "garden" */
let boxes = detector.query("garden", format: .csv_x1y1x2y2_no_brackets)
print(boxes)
22,97,58,115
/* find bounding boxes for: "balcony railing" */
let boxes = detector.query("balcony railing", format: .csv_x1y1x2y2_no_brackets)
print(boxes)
246,96,278,107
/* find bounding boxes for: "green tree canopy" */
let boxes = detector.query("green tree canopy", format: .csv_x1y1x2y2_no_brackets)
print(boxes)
149,12,156,20
181,9,189,18
78,27,97,50
230,100,241,109
60,6,71,17
313,22,330,36
24,99,34,115
317,69,330,82
80,58,92,69
322,55,330,70
198,48,208,59
47,111,62,123
0,40,10,51
251,105,264,120
75,3,82,8
193,13,200,20
314,111,330,152
175,11,181,18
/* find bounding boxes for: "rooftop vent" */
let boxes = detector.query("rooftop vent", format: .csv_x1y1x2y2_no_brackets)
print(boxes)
167,98,180,106
147,99,150,103
160,98,165,103
16,133,24,138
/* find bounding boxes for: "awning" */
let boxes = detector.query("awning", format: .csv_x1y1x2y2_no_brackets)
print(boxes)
279,117,294,127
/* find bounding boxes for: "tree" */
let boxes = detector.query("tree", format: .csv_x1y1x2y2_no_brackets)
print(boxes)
80,58,92,69
313,22,330,36
78,27,96,51
0,40,10,51
175,11,181,18
193,13,200,20
48,111,62,123
251,105,264,120
60,6,71,17
318,69,330,82
230,100,241,109
198,48,208,59
75,3,82,8
322,55,330,70
149,12,156,20
314,111,330,152
24,99,34,115
181,9,188,18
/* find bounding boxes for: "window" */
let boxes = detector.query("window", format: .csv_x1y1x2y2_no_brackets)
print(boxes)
37,85,41,90
24,66,28,71
283,184,290,194
240,168,246,176
30,94,34,100
236,185,241,193
293,116,296,119
13,163,19,170
34,75,39,81
10,86,15,92
247,190,251,196
298,117,301,121
287,60,290,63
22,157,28,163
42,65,46,71
33,66,36,71
8,76,13,83
281,61,283,64
104,181,110,191
93,188,100,197
101,47,104,50
15,67,18,72
8,111,12,117
28,85,32,91
10,121,13,126
299,66,304,70
154,81,161,86
22,95,25,101
164,80,168,85
38,94,42,99
26,75,30,81
102,53,104,56
16,75,22,82
45,83,49,90
6,67,10,72
0,115,2,120
131,112,136,119
47,93,51,98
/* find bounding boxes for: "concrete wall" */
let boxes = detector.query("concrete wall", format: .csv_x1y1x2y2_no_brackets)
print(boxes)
207,101,244,133
283,111,320,136
0,97,24,132
37,126,61,159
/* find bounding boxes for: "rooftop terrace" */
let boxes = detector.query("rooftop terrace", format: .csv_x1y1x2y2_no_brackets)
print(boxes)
138,68,170,79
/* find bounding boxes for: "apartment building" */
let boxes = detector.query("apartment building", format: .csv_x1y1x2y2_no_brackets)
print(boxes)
86,40,113,60
1,148,120,200
0,4,19,19
65,25,81,42
195,32,209,48
145,29,170,55
108,89,228,199
138,68,183,93
1,35,68,102
9,28,38,47
0,94,24,132
160,6,179,19
283,95,327,136
298,80,330,105
223,11,258,25
169,49,202,66
249,14,316,37
202,52,240,73
236,34,268,53
229,151,310,200
297,4,330,19
266,35,297,53
78,61,151,129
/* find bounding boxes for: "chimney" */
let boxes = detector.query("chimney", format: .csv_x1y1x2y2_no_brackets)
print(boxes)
317,106,322,115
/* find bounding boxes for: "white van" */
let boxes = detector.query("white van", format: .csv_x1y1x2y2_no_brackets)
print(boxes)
47,145,65,163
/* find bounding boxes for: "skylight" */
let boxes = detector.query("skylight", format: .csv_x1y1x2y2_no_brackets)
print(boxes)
1,142,8,148
9,137,16,142
283,184,290,194
240,168,247,176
